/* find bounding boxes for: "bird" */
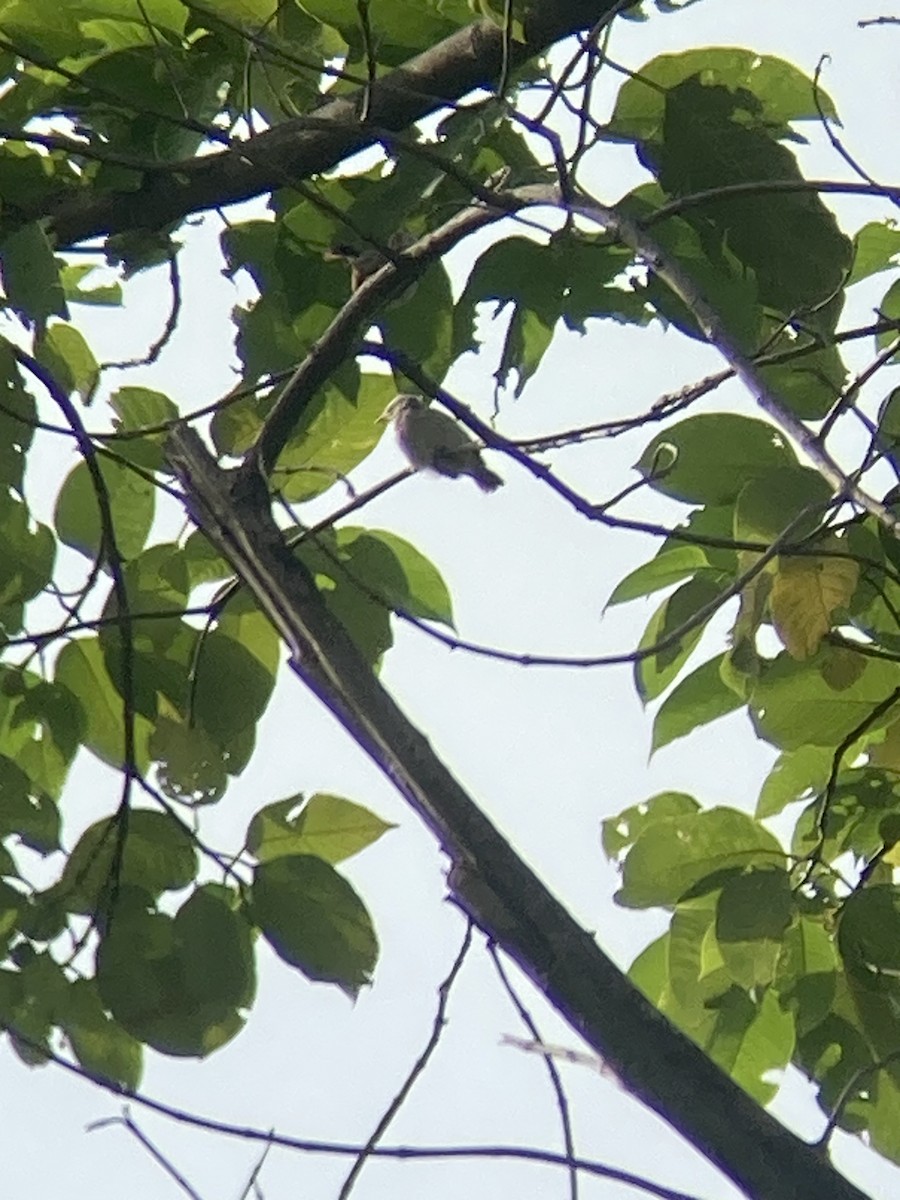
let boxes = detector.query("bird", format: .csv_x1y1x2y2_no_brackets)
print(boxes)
326,231,416,292
379,394,504,493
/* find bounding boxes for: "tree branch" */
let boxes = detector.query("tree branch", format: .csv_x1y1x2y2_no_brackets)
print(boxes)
46,1,623,248
166,425,871,1200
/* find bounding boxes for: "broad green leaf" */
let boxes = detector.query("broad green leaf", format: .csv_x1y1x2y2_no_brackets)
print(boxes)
876,278,900,357
849,221,900,286
652,653,743,751
607,544,710,606
705,985,794,1104
274,373,397,502
775,916,837,1037
0,494,55,613
0,222,66,325
750,649,899,751
335,527,454,626
602,791,699,860
617,806,784,909
609,52,850,321
150,715,229,806
757,341,847,420
54,455,155,561
63,978,142,1090
715,867,793,989
756,745,832,818
54,638,152,770
191,629,276,749
382,261,455,388
295,533,393,666
634,574,723,702
109,386,179,468
733,467,833,542
252,854,377,997
637,414,795,505
607,49,837,143
183,529,232,588
0,755,60,854
0,341,36,490
56,809,198,914
35,323,98,402
247,793,395,865
97,884,253,1056
59,263,122,307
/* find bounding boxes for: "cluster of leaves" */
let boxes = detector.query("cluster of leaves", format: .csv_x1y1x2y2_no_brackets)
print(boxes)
0,0,898,1173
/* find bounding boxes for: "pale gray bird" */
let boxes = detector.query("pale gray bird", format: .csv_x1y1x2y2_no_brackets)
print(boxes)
326,231,416,292
379,394,504,493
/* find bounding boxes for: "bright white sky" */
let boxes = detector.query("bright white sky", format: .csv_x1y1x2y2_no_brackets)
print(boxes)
6,3,900,1199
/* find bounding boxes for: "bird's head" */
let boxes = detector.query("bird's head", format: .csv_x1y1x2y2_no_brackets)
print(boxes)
378,393,423,424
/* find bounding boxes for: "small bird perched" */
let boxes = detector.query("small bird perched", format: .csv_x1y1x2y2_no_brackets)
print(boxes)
379,394,504,493
326,231,416,292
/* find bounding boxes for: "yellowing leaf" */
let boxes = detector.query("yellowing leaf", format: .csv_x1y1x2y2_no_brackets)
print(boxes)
770,549,859,660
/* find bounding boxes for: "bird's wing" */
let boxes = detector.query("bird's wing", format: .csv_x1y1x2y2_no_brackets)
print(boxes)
410,407,477,451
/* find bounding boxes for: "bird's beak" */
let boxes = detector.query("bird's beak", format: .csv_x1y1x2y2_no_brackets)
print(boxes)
377,404,393,423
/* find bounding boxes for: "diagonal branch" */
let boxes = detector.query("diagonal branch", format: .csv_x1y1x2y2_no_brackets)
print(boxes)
166,424,871,1200
47,2,623,248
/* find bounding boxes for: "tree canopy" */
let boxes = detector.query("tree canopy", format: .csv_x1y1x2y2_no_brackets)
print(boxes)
1,2,899,1198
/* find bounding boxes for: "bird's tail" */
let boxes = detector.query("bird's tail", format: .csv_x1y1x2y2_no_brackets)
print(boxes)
472,463,504,492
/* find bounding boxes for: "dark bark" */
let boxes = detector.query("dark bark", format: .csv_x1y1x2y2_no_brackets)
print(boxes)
48,2,620,248
167,426,872,1200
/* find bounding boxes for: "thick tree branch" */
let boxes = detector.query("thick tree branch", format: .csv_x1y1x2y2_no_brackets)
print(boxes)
166,425,871,1200
47,1,621,248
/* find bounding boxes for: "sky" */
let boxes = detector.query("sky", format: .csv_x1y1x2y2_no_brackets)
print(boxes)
5,3,900,1199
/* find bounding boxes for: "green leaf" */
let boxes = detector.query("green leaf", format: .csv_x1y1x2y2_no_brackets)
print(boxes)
36,322,98,402
274,373,397,502
750,649,899,751
756,745,832,818
59,263,123,307
652,653,743,751
97,884,254,1057
775,916,837,1037
109,385,179,468
336,527,454,626
191,629,276,749
54,455,155,561
607,49,837,143
247,793,395,865
252,855,378,997
56,809,198,914
0,755,60,854
705,985,794,1105
876,278,900,357
381,260,455,387
150,716,229,806
607,544,710,606
715,867,793,989
757,341,847,421
54,638,152,770
848,221,900,286
617,806,784,909
0,222,67,325
733,466,833,542
637,414,795,505
63,978,142,1090
609,52,850,321
602,790,699,860
634,574,723,702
